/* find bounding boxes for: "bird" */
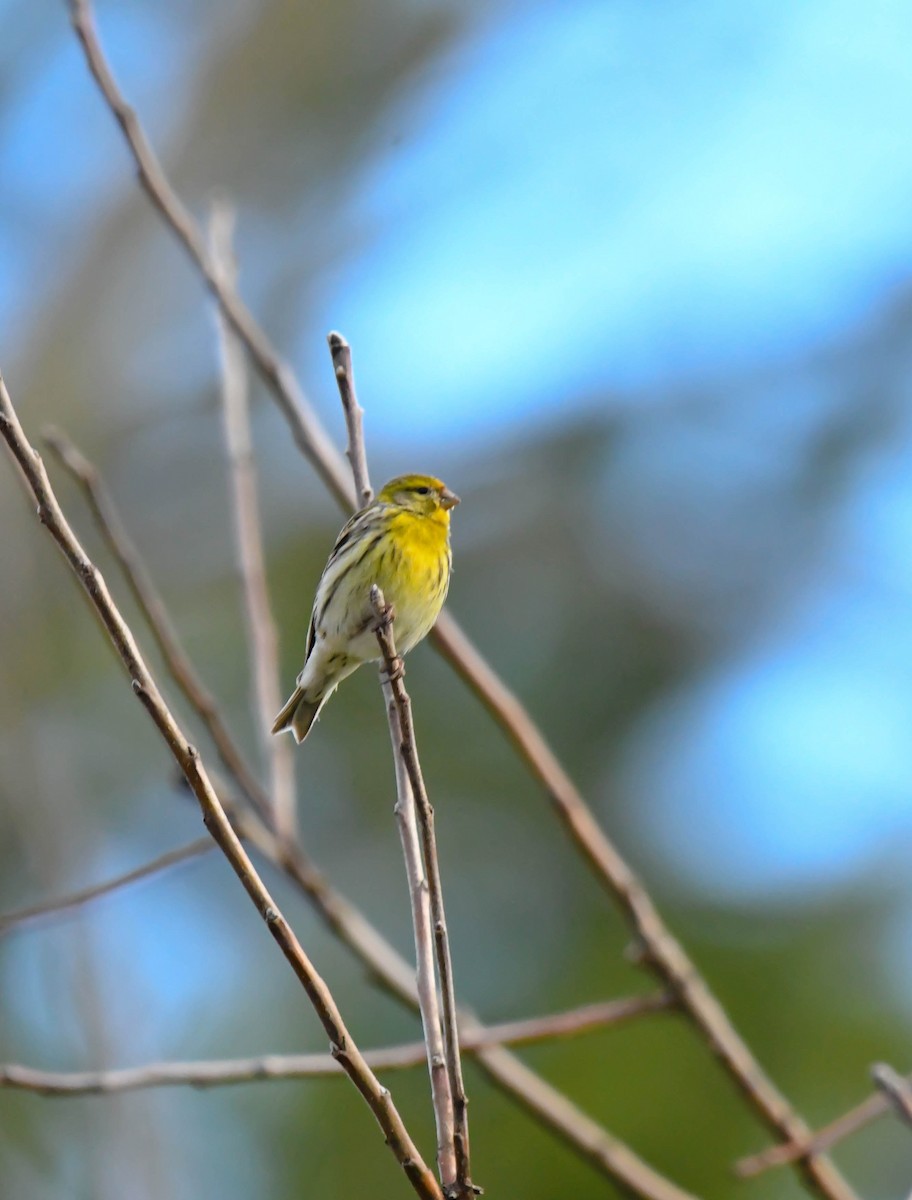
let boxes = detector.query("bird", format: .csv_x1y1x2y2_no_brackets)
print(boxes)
272,473,459,743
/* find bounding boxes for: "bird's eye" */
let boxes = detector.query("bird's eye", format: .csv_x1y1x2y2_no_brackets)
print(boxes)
414,486,431,496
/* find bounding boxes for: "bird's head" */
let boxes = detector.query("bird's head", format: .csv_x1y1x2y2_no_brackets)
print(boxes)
378,474,460,518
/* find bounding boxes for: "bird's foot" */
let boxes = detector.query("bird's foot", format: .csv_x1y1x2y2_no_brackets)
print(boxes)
379,655,405,685
369,586,396,633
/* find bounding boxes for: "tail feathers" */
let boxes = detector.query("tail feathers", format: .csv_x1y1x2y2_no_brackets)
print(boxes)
271,687,325,744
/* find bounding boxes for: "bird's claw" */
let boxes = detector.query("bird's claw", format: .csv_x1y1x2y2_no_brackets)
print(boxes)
379,655,405,685
370,599,396,632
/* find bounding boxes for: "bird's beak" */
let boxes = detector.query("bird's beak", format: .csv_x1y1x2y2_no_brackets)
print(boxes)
440,488,460,510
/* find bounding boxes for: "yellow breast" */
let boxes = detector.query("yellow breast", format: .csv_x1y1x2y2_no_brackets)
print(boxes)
378,509,451,652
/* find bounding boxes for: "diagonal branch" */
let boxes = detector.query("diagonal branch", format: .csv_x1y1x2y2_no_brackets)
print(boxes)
0,992,673,1095
63,10,862,1196
384,667,457,1186
372,588,473,1198
43,428,272,824
0,372,441,1200
208,201,296,841
0,837,213,936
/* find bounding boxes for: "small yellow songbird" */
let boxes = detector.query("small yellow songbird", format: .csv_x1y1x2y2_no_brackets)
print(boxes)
272,474,459,743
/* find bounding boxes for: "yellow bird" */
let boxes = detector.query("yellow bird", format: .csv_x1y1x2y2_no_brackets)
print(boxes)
272,473,459,743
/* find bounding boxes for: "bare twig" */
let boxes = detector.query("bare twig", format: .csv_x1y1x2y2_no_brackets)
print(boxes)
0,372,441,1200
328,332,372,509
0,992,673,1095
209,202,296,841
0,837,213,936
373,588,473,1198
736,1065,912,1178
385,678,457,1186
332,341,467,1195
472,991,674,1044
63,12,861,1197
43,428,271,825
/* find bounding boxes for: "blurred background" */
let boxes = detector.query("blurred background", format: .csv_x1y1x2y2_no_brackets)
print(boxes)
1,1,911,1196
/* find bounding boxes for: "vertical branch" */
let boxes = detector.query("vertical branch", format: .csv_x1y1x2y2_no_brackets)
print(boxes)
330,335,473,1196
209,202,296,842
385,687,458,1186
371,592,473,1197
328,332,372,509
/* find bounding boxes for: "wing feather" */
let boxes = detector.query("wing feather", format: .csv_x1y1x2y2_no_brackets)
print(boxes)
301,502,387,666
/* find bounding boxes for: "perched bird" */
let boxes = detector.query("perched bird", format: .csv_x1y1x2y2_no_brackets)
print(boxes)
272,473,459,743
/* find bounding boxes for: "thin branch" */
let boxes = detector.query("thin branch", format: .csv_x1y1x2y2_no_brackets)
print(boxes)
0,992,673,1096
385,677,457,1186
0,372,441,1200
736,1065,912,1178
328,331,372,509
0,838,213,936
332,335,467,1193
43,428,271,825
372,588,473,1198
209,201,296,842
331,335,470,1196
473,1040,696,1200
64,12,860,1197
474,991,674,1044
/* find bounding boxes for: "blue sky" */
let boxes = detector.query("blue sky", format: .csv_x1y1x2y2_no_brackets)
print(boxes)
316,0,912,434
